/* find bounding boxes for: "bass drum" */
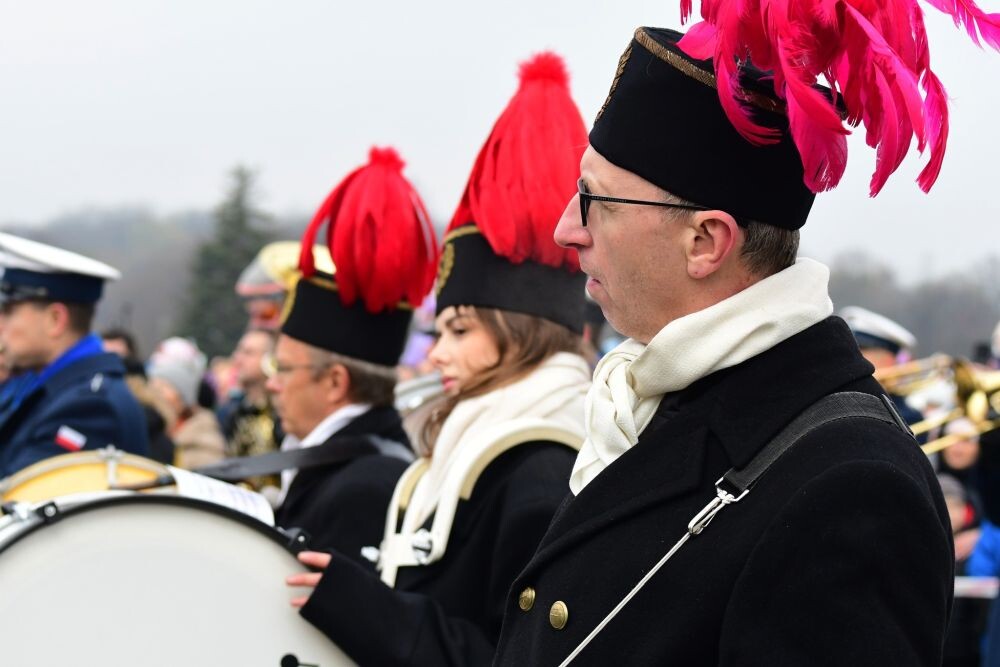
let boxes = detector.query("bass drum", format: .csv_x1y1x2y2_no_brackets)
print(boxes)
0,494,354,667
0,448,172,503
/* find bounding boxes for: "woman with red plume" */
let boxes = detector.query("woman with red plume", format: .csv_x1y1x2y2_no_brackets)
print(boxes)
285,53,592,665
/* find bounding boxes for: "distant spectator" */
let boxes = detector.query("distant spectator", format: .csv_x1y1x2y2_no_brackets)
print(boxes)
147,337,225,469
941,473,989,666
101,327,140,361
218,329,282,497
100,327,173,461
208,355,237,406
196,376,217,411
939,418,985,531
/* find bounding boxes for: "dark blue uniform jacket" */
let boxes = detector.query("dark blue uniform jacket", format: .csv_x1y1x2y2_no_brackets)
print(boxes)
0,351,149,478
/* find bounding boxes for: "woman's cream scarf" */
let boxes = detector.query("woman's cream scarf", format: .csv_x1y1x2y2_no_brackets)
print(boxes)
402,351,591,531
569,258,834,495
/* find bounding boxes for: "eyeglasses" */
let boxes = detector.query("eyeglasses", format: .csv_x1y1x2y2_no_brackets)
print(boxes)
577,178,715,227
261,354,331,380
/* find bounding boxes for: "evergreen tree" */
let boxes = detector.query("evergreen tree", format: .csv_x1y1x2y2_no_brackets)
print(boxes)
177,166,275,358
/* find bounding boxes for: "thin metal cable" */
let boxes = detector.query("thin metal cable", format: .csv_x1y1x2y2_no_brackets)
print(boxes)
557,531,694,666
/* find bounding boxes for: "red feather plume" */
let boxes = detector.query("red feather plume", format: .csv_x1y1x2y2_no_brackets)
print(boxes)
677,0,1000,195
298,147,439,313
448,52,587,271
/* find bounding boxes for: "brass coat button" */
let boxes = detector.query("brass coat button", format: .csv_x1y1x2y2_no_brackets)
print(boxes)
518,587,536,611
549,601,569,630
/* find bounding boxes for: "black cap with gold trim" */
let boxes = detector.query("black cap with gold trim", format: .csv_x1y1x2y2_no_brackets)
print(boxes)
590,27,814,230
436,225,586,333
435,52,588,333
281,147,439,366
281,273,414,367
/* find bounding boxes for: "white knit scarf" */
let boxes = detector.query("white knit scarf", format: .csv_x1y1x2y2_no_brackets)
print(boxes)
402,351,590,531
569,258,834,495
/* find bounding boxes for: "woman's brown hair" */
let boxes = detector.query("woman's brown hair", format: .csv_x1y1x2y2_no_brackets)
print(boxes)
419,306,582,456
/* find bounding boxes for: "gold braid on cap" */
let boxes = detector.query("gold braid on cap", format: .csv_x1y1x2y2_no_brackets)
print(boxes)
595,44,633,122
633,28,785,115
434,226,479,295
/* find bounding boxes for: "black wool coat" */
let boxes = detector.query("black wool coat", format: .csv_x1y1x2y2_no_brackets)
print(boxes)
300,441,577,665
275,406,410,564
493,317,953,667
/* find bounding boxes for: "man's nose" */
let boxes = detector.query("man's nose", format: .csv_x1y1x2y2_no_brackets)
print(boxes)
553,194,591,250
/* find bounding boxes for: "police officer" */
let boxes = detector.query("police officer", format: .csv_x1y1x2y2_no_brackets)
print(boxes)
492,21,965,666
840,305,926,427
0,233,148,478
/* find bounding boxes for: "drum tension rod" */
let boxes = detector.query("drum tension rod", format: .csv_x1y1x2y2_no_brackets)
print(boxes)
35,502,62,525
279,527,311,553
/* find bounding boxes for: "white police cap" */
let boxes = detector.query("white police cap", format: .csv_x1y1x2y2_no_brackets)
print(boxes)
0,232,120,304
838,305,917,354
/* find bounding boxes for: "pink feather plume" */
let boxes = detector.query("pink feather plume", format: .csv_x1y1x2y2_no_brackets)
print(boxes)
298,147,439,313
677,0,999,194
925,0,1000,49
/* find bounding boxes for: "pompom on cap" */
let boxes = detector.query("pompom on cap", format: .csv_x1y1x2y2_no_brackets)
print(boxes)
447,51,587,271
297,146,439,314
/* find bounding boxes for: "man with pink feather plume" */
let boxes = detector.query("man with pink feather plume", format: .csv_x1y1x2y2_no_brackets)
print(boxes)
493,2,1000,665
260,147,438,560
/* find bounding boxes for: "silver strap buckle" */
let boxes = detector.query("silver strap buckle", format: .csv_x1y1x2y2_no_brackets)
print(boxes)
688,478,750,535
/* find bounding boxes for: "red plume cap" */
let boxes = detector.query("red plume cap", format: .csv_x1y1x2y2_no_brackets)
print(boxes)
448,52,587,271
677,0,1000,196
298,147,439,313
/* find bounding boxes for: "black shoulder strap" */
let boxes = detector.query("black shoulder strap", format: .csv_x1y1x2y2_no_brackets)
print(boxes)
193,435,414,483
558,391,916,666
719,391,909,497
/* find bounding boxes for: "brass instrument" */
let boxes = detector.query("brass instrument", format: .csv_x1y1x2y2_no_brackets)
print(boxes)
236,241,335,297
919,359,1000,454
872,354,957,436
394,372,445,446
922,418,1000,455
873,354,952,395
872,355,1000,453
953,361,1000,422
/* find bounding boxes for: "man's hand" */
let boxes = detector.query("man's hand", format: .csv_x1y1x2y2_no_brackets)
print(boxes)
286,551,333,608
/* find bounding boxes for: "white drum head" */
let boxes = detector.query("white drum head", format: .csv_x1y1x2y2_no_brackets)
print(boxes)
0,495,354,666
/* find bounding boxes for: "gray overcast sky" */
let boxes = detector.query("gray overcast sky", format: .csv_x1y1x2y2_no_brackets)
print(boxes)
1,0,996,283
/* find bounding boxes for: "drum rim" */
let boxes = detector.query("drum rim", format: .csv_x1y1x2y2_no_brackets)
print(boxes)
0,493,308,557
0,449,170,495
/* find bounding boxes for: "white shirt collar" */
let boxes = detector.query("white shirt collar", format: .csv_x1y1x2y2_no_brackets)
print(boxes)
298,402,372,449
277,402,372,505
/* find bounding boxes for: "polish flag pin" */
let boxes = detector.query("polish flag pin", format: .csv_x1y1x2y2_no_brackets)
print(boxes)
55,425,87,452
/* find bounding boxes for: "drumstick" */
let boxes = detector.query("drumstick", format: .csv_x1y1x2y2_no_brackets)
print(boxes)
109,474,175,492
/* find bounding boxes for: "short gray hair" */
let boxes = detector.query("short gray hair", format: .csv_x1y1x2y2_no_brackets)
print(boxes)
660,191,798,278
739,220,799,277
306,347,398,407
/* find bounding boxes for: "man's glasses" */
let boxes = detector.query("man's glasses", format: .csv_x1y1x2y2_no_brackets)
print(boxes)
261,354,331,380
577,178,715,227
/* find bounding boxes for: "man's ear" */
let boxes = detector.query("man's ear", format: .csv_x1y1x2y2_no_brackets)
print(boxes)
44,302,72,338
683,211,741,280
327,363,352,403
